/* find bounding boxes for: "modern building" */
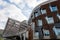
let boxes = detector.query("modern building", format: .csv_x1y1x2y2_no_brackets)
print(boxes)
0,29,4,40
3,18,33,40
28,0,60,40
0,29,3,37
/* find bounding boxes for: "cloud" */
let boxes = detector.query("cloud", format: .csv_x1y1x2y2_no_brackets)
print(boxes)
0,15,8,29
0,5,4,10
25,0,48,8
0,0,48,29
0,0,28,29
8,0,20,4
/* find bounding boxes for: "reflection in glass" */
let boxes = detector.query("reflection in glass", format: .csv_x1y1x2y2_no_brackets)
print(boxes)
45,17,54,24
49,6,58,12
38,20,42,26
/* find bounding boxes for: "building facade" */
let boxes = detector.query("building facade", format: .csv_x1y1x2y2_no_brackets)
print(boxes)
28,0,60,40
3,18,33,40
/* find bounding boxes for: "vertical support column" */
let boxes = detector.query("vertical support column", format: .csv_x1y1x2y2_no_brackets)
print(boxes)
28,27,33,40
39,28,43,40
20,34,22,40
49,29,56,39
23,33,26,40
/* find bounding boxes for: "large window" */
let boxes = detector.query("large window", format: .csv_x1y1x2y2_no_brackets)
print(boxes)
31,13,34,19
45,16,54,24
31,22,35,30
49,5,58,12
57,14,60,19
43,29,50,39
34,32,39,39
32,15,34,19
38,19,42,26
43,29,50,36
53,26,60,36
38,8,41,15
35,12,38,17
53,26,60,38
38,10,41,15
41,9,46,14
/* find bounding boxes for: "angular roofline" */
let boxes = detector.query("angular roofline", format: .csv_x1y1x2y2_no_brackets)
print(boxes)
3,18,21,37
28,0,57,21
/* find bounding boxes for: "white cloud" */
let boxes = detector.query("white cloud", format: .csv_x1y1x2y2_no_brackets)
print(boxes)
0,15,8,29
0,0,48,29
7,4,27,21
25,0,48,8
0,0,27,29
9,0,20,4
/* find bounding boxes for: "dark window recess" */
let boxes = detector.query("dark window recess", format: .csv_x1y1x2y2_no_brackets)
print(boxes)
34,12,38,17
47,16,52,18
45,34,50,36
58,13,60,15
58,32,60,35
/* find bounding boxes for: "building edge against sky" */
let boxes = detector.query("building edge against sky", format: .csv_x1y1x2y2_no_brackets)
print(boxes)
2,0,60,40
3,18,33,40
28,0,60,39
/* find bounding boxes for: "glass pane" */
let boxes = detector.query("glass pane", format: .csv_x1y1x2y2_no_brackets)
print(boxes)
41,9,46,14
38,10,41,15
35,12,38,17
53,26,60,36
50,6,58,12
57,14,60,19
43,29,50,36
56,29,60,36
32,15,34,19
38,20,42,26
34,32,39,39
31,22,35,30
45,17,54,24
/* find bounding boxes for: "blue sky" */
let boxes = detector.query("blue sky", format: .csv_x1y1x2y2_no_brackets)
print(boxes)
0,0,48,29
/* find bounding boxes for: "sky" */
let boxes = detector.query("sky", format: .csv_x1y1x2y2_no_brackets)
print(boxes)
0,0,48,29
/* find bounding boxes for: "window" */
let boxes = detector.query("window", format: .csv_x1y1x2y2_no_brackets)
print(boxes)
41,9,46,14
45,16,54,24
53,27,60,38
31,22,35,30
8,20,14,25
32,15,34,19
15,22,20,25
35,7,41,15
8,20,14,24
43,29,50,36
38,19,42,26
35,12,38,17
49,5,58,12
31,13,34,19
57,14,60,19
34,32,39,39
53,26,60,36
38,9,41,15
43,29,50,39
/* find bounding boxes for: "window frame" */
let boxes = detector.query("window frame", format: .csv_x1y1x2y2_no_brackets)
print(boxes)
53,26,60,36
34,31,39,39
57,13,60,19
49,5,58,12
45,16,54,24
41,8,47,14
43,29,50,36
34,11,39,17
37,19,42,26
